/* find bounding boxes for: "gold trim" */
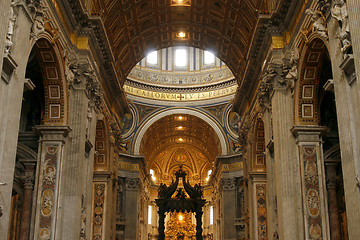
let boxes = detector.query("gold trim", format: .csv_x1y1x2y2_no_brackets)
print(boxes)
222,162,243,171
124,84,237,101
118,162,139,171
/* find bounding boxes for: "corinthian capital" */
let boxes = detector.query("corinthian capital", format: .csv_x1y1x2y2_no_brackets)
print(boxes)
221,178,235,191
24,174,35,189
66,59,104,105
125,178,141,191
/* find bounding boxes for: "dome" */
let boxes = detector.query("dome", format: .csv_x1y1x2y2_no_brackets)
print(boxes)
124,47,237,103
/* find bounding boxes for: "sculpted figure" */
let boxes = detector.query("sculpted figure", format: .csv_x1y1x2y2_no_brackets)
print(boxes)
5,5,16,53
286,49,299,81
331,0,351,52
306,9,328,39
31,12,45,38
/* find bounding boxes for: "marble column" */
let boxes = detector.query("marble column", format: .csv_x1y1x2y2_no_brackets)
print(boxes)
326,163,341,240
291,126,330,240
0,2,33,236
124,177,141,240
57,59,99,240
33,125,70,240
19,160,35,240
264,55,303,240
220,178,236,239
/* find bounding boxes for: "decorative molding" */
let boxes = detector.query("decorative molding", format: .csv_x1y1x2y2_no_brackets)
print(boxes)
220,178,235,191
125,178,141,191
258,60,295,109
92,183,106,240
34,143,64,240
256,184,267,240
24,174,35,189
291,125,328,143
302,146,324,239
1,53,18,84
93,171,111,182
339,54,356,85
128,65,234,87
67,59,104,110
34,125,71,143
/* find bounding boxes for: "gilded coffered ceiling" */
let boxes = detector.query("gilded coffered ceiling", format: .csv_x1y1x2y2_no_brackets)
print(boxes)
88,0,270,84
140,114,220,184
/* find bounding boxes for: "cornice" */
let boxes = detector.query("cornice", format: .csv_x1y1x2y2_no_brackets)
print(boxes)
125,78,237,93
232,0,300,116
55,0,129,117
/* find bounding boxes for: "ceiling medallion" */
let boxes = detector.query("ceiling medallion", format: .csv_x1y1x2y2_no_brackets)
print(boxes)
174,153,187,163
175,31,188,40
171,0,191,7
177,32,186,38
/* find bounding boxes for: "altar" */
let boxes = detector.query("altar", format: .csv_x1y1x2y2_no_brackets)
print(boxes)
155,166,206,240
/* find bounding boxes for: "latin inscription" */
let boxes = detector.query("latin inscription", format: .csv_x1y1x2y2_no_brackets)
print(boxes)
124,85,237,101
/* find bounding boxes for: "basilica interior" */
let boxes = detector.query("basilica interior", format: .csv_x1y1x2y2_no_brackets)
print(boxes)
1,0,360,239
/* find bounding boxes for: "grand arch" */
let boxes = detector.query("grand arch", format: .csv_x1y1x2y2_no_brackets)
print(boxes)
133,108,228,155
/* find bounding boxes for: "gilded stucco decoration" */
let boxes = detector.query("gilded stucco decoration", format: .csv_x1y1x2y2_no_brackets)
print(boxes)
128,64,234,87
295,39,329,126
252,119,266,171
33,39,68,125
256,184,267,240
302,146,323,240
37,144,61,240
94,120,109,171
141,114,219,184
92,183,106,240
165,212,196,240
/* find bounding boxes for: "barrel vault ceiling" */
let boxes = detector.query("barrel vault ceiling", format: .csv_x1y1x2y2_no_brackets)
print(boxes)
79,0,275,83
140,114,220,183
60,0,296,118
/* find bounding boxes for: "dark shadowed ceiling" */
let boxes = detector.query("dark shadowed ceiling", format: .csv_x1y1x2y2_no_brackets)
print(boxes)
86,0,274,83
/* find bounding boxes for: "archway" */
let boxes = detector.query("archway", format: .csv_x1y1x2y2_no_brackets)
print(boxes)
133,109,228,156
9,37,68,240
296,37,347,239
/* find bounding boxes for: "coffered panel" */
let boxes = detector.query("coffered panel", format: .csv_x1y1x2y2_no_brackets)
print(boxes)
99,0,265,84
